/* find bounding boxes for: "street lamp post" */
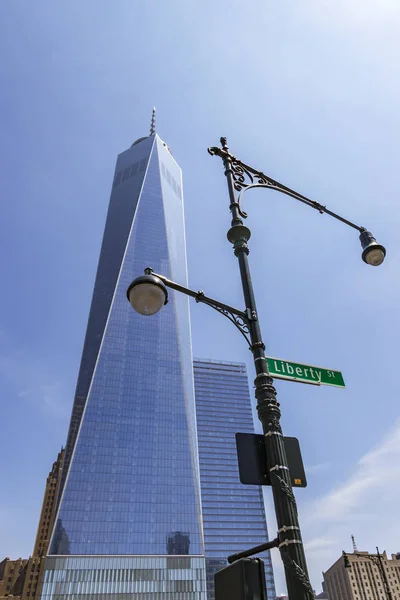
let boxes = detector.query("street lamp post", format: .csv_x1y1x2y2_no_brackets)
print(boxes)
127,138,385,600
343,548,393,600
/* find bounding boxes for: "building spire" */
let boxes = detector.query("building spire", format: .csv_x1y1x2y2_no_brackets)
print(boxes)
351,535,358,552
150,107,156,135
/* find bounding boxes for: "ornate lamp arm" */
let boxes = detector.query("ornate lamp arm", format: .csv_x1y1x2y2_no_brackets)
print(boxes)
144,269,252,347
208,138,365,232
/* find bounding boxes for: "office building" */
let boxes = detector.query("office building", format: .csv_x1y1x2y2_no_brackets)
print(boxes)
0,558,28,599
315,581,328,599
0,450,64,600
39,121,206,600
194,358,276,600
33,450,65,559
323,549,400,599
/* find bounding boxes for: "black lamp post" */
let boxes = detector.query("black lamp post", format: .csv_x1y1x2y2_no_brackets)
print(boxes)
343,548,393,600
127,138,385,600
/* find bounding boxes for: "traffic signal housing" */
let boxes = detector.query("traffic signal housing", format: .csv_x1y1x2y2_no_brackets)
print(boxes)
215,558,267,600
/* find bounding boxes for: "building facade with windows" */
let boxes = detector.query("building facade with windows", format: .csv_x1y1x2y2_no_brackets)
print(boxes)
0,450,65,600
323,550,400,600
40,129,206,600
0,558,28,600
193,358,276,600
33,449,65,559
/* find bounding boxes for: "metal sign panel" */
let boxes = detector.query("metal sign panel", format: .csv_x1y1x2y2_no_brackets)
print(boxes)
236,433,307,488
266,357,345,388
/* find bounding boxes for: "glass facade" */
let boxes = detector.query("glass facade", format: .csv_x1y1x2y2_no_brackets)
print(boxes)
40,556,206,600
60,135,155,493
194,359,276,600
41,134,206,600
40,130,275,600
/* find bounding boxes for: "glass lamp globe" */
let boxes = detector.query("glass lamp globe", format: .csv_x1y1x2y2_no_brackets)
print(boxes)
127,275,168,315
360,230,386,267
362,245,386,267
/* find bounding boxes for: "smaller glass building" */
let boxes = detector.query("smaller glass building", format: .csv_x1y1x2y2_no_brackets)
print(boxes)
194,359,276,600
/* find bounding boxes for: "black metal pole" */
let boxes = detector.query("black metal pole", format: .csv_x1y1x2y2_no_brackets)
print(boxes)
219,137,314,600
376,547,393,600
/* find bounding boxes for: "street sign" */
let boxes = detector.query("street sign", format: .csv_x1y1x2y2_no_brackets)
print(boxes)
236,433,307,488
266,357,345,388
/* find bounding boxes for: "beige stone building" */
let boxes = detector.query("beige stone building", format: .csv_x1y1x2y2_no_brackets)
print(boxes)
0,450,64,600
32,449,64,559
0,558,28,599
323,550,400,600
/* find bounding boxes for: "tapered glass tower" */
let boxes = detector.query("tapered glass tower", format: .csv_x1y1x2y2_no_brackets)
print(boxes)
40,123,206,600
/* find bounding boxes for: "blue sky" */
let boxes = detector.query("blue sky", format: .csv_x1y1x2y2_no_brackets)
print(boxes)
0,0,399,595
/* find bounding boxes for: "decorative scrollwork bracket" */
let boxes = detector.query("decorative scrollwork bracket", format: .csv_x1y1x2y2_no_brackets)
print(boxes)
195,292,252,348
208,139,283,219
208,137,365,231
141,269,254,350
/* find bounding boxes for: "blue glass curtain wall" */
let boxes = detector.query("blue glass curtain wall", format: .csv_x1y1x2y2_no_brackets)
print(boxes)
50,138,203,557
61,136,155,493
194,359,276,600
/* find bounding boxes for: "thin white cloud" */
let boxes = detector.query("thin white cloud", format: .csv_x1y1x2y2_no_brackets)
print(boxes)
303,0,400,29
305,462,331,475
301,420,400,590
19,382,70,418
307,421,400,524
0,330,69,419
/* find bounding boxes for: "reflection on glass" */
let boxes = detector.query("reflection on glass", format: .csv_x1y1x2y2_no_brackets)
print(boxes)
167,531,191,555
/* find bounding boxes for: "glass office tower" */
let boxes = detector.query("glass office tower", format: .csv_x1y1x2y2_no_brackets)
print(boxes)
40,132,206,600
194,359,276,600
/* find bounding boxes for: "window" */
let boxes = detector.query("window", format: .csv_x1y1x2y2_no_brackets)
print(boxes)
130,162,139,177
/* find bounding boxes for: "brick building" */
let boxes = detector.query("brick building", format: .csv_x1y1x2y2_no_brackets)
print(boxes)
0,450,64,600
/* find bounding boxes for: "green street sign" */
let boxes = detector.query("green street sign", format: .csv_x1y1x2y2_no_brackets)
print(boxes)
266,357,345,388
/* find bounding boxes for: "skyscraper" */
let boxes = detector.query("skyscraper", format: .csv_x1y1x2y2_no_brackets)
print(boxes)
194,359,276,600
40,122,206,600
